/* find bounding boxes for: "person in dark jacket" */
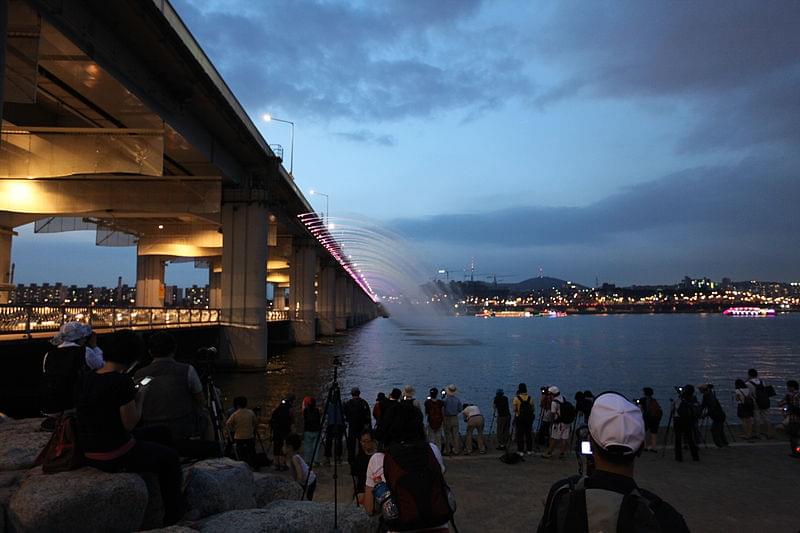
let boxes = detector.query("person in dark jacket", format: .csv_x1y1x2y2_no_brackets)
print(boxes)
41,322,101,419
673,385,700,462
343,387,371,463
699,384,728,447
302,396,322,465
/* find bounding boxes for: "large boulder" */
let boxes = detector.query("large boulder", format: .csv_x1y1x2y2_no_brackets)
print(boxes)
252,472,302,506
197,501,372,533
0,418,52,471
183,458,255,520
8,467,148,532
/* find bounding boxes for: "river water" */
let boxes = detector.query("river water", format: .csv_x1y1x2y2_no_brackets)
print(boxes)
216,312,800,423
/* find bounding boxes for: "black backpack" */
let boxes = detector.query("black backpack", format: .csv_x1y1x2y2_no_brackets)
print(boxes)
517,396,534,421
383,443,454,531
753,381,770,410
559,400,576,425
542,476,664,533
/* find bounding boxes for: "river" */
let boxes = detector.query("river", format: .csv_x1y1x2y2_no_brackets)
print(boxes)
216,311,800,424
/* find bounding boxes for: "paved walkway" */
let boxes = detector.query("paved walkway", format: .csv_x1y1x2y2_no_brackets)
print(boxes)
309,436,798,533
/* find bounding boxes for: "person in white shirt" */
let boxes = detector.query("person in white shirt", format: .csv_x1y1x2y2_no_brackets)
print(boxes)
544,386,569,459
746,368,774,438
461,403,486,454
285,433,317,500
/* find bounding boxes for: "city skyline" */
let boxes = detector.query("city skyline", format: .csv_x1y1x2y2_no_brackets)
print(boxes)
8,1,800,288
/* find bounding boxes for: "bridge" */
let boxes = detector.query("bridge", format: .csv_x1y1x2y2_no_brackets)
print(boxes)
0,0,381,366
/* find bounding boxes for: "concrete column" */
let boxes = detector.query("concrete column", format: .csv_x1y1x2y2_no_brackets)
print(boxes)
0,0,7,145
317,264,337,336
335,275,348,331
289,243,317,345
274,286,286,311
345,277,355,328
220,194,268,368
0,227,12,304
135,254,165,307
208,264,221,309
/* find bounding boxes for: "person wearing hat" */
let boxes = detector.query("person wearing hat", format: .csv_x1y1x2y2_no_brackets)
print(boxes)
442,384,463,455
343,386,371,464
493,388,511,450
537,392,690,532
543,386,569,459
41,321,104,420
401,384,422,411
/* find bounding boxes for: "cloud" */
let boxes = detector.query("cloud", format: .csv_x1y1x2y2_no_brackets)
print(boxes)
172,0,533,122
532,1,800,152
333,129,396,147
392,156,800,248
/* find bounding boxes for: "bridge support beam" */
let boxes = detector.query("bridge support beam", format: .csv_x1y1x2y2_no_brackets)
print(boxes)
208,265,221,309
317,264,337,336
273,285,286,311
0,228,13,304
135,253,165,308
289,243,317,345
220,194,268,368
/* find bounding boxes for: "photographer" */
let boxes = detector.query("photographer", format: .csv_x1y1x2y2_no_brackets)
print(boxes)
637,388,662,452
673,385,700,462
698,385,728,448
537,392,689,532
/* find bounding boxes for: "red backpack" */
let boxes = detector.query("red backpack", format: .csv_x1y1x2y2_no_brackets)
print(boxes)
383,443,454,531
427,400,444,431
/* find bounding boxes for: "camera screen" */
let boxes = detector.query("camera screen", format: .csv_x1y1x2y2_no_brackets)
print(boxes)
136,376,153,389
581,441,592,455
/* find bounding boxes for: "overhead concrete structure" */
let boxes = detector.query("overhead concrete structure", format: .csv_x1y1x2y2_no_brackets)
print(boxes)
0,0,380,365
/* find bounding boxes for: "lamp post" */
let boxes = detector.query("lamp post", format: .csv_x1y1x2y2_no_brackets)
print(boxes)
309,189,329,223
262,114,295,175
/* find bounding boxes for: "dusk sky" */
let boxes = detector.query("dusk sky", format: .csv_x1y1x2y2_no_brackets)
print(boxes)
12,0,800,288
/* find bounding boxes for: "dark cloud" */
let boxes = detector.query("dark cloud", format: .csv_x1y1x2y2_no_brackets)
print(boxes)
534,1,800,151
172,0,532,121
333,130,396,147
393,155,799,248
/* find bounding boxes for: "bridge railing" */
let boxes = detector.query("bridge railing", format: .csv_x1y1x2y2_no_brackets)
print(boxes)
0,305,292,339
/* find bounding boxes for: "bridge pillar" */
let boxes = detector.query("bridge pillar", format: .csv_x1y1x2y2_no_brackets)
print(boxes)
317,264,337,336
335,275,348,331
135,253,165,308
220,192,268,368
273,285,286,311
0,228,12,304
289,243,317,345
208,262,221,309
345,277,355,328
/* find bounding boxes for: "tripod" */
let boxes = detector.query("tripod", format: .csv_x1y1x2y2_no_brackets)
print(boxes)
660,399,675,457
304,358,345,531
203,369,227,457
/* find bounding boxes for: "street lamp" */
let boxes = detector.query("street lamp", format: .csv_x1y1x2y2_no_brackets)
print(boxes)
262,113,295,175
309,189,329,223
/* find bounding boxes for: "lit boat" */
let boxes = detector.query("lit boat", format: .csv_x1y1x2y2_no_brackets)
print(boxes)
540,310,568,318
722,307,776,317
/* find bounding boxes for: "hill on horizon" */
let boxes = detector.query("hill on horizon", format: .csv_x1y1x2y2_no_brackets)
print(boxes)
500,276,587,292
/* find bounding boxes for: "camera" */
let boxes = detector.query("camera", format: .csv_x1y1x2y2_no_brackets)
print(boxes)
441,389,446,398
541,386,548,394
135,376,153,389
674,386,684,395
634,398,641,405
581,441,592,455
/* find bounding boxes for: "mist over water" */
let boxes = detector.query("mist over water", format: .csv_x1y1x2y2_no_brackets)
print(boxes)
218,313,800,424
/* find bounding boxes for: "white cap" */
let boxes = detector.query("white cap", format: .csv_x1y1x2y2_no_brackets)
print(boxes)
548,386,560,395
588,393,645,455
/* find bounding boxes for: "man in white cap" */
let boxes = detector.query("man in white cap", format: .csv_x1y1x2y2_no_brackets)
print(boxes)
442,384,463,455
543,386,569,459
537,392,689,532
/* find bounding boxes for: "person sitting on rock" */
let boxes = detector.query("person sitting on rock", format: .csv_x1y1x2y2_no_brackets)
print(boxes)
41,322,104,424
351,428,378,505
285,433,317,500
77,330,184,526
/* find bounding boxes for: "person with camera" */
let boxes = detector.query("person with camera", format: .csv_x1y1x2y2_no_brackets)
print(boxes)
270,394,295,470
133,332,208,441
746,368,775,439
424,387,445,450
77,330,184,526
537,392,689,533
734,378,756,440
698,384,728,448
493,389,511,450
673,385,700,462
543,386,570,460
537,385,553,449
637,387,662,452
779,380,800,458
442,384,463,456
344,387,372,464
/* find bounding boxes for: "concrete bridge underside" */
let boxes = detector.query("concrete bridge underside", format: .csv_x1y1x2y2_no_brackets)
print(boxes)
0,0,379,367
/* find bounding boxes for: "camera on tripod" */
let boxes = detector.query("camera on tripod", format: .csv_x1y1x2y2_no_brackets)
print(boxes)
674,385,684,395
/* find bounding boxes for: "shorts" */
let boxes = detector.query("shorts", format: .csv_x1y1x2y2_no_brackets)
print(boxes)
550,422,570,441
273,432,288,456
645,418,660,434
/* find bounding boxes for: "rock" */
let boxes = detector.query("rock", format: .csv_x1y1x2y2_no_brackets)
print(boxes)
1,486,17,533
183,458,255,520
8,466,148,532
0,418,52,471
197,501,372,533
252,472,302,506
0,470,24,488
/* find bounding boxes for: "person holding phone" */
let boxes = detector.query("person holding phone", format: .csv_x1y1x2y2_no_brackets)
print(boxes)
77,330,184,525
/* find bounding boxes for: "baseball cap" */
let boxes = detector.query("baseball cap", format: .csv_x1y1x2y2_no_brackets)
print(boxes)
548,386,560,395
588,392,645,455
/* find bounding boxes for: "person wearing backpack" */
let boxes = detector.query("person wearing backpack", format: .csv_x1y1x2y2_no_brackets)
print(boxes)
673,385,699,462
512,383,535,456
364,401,455,532
424,387,445,450
537,392,690,533
734,379,755,440
746,368,775,439
638,387,662,452
543,386,572,460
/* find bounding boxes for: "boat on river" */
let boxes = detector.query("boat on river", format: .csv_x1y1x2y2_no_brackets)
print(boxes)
722,307,776,317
